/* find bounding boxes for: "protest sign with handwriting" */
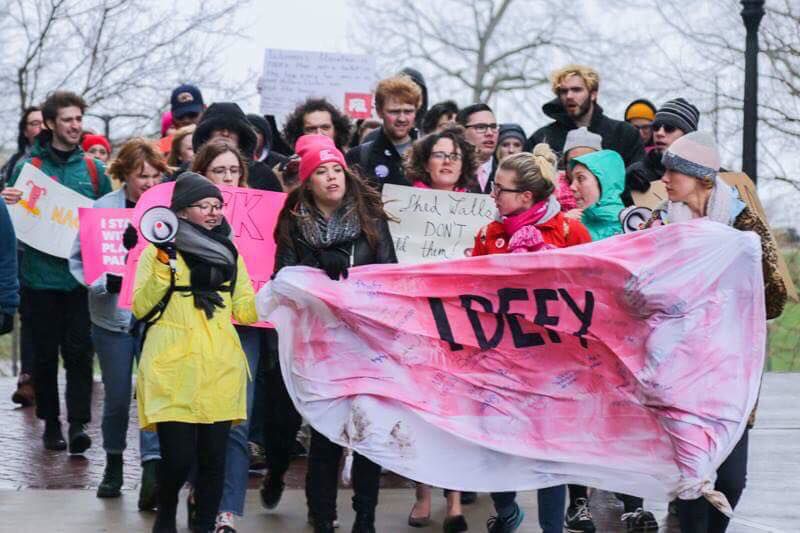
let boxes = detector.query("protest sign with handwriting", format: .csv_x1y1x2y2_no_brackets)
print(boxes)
78,208,133,284
382,184,498,264
259,48,377,123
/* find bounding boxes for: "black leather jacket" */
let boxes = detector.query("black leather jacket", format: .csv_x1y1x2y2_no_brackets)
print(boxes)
275,216,397,272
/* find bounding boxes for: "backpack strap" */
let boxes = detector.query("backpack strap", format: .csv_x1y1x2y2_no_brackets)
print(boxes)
84,157,99,196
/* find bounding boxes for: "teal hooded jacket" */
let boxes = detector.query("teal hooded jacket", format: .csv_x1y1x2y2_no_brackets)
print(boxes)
570,150,625,241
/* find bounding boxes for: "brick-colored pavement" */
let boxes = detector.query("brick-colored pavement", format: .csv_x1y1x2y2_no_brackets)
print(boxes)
1,373,797,532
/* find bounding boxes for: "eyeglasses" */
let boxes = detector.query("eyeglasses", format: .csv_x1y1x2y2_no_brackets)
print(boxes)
430,151,462,162
26,120,43,127
632,123,653,131
208,166,241,178
652,122,678,134
490,181,524,195
303,124,333,134
384,108,416,118
465,123,498,134
188,202,223,213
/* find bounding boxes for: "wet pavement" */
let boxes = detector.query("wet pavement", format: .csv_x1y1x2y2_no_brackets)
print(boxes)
0,373,796,531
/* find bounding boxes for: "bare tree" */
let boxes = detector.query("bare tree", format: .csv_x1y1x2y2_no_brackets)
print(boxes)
352,0,620,116
0,0,251,142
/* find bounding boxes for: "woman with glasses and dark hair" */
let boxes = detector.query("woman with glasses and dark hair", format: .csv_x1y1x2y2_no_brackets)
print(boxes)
471,144,590,533
192,138,249,188
402,126,477,532
134,172,258,533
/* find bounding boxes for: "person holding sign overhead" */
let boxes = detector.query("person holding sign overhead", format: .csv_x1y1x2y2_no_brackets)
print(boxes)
644,131,786,533
273,134,396,533
472,144,590,533
68,138,166,504
133,172,258,533
2,91,112,454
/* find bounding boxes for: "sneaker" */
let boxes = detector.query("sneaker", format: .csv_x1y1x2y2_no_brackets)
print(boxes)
214,511,236,532
68,423,92,455
313,520,336,533
138,459,160,511
486,503,525,533
248,441,266,470
621,508,659,532
42,419,67,451
565,497,596,532
259,472,285,510
308,512,340,529
96,453,123,498
460,491,478,505
11,374,35,407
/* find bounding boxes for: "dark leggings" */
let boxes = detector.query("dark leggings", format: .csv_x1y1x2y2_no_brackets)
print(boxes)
306,428,381,523
155,421,231,531
678,429,749,533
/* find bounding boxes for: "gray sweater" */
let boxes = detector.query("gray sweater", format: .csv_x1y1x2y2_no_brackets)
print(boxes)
69,187,133,332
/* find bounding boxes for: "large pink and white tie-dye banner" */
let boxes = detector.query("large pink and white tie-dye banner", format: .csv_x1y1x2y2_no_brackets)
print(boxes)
256,220,765,511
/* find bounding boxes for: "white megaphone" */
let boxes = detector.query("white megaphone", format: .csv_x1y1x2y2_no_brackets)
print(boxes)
619,205,653,233
139,206,179,244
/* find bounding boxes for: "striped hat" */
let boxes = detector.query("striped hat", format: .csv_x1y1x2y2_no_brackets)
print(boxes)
654,98,700,133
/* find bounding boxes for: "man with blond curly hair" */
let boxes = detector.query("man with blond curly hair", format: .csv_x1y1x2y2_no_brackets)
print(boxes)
525,65,644,173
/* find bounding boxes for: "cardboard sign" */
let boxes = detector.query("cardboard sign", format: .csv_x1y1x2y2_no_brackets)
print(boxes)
118,182,287,325
259,48,377,123
720,172,799,302
258,220,764,503
78,208,133,284
631,180,668,210
382,184,497,263
8,163,94,258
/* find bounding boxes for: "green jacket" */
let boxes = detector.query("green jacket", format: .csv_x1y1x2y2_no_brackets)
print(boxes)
10,136,112,291
570,150,625,241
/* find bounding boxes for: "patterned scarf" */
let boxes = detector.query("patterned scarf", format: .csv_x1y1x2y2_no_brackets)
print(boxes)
297,199,362,249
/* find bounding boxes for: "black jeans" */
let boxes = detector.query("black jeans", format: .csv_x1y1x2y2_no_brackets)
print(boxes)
307,428,381,523
156,421,231,531
678,429,749,533
26,287,93,423
262,329,303,479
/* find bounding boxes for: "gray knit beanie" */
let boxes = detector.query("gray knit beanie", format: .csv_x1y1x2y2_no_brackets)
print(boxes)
661,131,720,180
563,127,602,158
171,172,224,212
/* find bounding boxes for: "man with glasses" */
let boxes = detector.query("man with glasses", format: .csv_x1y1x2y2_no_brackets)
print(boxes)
626,98,700,195
525,65,644,168
346,74,422,189
457,103,499,194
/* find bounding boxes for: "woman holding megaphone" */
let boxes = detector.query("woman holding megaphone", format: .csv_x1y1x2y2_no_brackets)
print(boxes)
133,172,258,533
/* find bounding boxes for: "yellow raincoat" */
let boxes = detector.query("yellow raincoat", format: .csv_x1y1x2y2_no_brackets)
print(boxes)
133,244,258,431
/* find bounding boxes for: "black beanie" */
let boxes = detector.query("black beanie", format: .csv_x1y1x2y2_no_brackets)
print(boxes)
498,123,526,145
193,102,258,157
655,98,700,133
170,172,223,212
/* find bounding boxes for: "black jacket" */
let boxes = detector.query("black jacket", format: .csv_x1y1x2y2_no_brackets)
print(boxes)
525,99,645,167
626,149,665,194
346,128,416,189
275,217,397,272
247,160,283,192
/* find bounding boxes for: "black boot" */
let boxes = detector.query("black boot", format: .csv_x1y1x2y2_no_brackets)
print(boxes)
68,423,92,455
42,419,67,451
97,453,123,498
313,521,336,533
351,512,376,533
152,511,177,533
138,459,160,511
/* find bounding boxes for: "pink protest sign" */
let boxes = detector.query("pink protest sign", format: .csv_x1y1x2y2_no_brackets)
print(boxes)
119,182,286,328
257,220,765,509
78,208,133,284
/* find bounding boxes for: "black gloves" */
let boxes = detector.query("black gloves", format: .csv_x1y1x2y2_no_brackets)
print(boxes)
122,223,139,251
316,247,350,280
105,274,123,294
0,312,14,335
